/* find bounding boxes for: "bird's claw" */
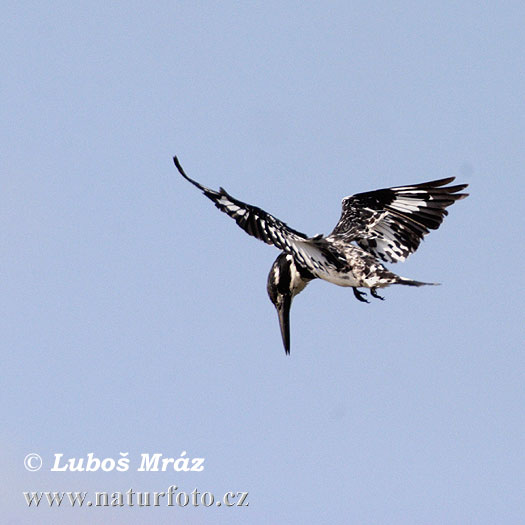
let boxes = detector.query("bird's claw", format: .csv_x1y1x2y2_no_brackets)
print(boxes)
370,288,385,300
353,287,369,303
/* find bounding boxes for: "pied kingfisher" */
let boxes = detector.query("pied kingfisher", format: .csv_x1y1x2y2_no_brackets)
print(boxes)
174,157,468,354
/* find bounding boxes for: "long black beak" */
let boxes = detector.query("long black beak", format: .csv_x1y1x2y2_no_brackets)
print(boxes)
277,295,292,355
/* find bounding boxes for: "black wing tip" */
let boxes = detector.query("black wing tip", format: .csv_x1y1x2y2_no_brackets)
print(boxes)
172,155,210,193
446,183,469,193
408,178,469,193
431,176,456,186
445,185,469,201
173,155,189,179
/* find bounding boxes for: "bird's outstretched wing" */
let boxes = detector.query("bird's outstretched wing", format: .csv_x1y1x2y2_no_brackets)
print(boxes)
174,157,337,272
329,177,469,263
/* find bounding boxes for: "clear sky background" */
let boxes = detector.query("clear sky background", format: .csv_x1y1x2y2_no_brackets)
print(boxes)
2,2,524,524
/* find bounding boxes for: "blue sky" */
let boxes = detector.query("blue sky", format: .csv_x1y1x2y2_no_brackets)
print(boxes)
2,2,524,523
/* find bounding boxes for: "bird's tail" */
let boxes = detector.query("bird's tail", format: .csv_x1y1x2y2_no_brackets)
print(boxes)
395,277,440,287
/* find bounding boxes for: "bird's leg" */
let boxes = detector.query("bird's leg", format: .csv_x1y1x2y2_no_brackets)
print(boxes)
352,287,369,303
370,287,385,300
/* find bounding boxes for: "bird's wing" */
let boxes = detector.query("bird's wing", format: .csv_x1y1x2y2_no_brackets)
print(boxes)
174,157,336,272
329,177,469,263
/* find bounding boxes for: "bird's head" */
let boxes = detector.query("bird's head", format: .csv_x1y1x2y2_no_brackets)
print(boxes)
267,253,313,355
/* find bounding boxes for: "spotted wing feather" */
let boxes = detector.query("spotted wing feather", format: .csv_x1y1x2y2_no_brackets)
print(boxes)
174,157,335,272
329,177,469,263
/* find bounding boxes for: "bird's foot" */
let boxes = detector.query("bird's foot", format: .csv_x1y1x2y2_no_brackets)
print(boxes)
370,288,385,300
353,287,369,303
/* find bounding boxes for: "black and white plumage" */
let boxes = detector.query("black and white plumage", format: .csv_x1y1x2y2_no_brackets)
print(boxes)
174,157,468,354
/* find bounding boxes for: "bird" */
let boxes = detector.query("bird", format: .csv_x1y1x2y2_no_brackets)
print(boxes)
173,156,468,354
